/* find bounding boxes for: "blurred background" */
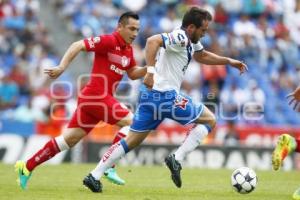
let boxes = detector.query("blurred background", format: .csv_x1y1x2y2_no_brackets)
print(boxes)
1,0,300,170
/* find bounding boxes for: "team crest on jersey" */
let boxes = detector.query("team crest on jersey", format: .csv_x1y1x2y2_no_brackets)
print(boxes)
87,37,100,49
108,53,131,68
93,36,101,43
87,38,95,48
121,56,129,67
174,95,189,110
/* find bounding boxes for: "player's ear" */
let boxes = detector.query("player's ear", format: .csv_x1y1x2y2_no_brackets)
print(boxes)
117,22,123,30
186,24,196,32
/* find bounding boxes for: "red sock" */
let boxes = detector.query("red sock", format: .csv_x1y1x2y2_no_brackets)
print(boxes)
295,138,300,153
112,131,126,144
110,131,126,168
26,139,60,171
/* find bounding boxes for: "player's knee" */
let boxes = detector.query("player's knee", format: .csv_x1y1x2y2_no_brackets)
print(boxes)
63,133,82,148
123,118,132,126
117,114,133,127
117,119,132,127
64,137,78,148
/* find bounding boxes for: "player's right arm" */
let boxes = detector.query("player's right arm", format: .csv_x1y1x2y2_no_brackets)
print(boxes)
45,35,111,79
44,40,86,79
287,86,300,111
143,34,163,89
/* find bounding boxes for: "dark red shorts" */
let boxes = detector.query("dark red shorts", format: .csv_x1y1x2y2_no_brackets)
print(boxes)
68,95,129,133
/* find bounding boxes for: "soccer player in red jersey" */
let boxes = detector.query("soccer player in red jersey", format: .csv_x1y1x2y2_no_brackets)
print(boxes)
15,12,147,190
272,86,300,200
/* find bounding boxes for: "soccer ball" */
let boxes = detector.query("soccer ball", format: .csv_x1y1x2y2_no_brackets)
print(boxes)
231,167,257,194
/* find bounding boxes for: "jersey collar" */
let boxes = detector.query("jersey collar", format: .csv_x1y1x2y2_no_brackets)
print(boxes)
113,31,128,48
180,27,191,46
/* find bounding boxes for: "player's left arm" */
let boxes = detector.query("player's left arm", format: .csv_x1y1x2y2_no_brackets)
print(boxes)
126,66,147,80
44,40,86,79
193,50,248,75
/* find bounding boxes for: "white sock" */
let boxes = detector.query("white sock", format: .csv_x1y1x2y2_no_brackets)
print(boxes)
174,124,210,163
91,139,129,180
55,135,70,151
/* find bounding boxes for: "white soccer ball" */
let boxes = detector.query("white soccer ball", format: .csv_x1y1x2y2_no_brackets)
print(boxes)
231,167,257,194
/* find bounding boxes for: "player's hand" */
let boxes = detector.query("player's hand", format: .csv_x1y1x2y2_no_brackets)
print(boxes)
143,73,154,89
44,66,64,79
286,86,300,111
229,58,248,75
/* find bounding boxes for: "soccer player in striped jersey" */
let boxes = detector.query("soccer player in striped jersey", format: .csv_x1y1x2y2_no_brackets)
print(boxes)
86,7,247,191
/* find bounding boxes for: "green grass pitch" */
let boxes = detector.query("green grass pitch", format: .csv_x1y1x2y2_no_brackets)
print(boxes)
1,163,299,200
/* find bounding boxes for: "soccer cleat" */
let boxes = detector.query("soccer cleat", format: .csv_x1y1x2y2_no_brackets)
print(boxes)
83,173,102,193
272,134,296,171
104,168,125,185
15,160,32,190
293,188,300,200
165,154,182,188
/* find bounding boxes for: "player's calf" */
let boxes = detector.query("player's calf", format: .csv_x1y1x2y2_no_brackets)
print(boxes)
272,134,296,171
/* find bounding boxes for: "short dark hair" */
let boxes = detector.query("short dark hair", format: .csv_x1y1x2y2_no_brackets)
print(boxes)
118,11,139,24
182,7,212,28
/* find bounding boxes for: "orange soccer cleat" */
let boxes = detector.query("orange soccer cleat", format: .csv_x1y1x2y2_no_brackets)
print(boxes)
272,134,296,171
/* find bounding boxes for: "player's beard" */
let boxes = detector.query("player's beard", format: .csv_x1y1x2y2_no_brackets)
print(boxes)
190,32,200,44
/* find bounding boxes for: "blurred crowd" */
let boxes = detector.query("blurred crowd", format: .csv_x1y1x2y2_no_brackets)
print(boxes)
0,0,74,137
1,0,300,141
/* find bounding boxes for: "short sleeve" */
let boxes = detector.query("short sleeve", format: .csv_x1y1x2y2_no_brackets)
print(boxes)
160,30,189,53
83,35,112,53
193,41,204,52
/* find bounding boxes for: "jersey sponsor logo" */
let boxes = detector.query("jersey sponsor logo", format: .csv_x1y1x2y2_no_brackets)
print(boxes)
87,38,95,48
87,37,101,49
121,56,129,67
93,36,101,43
177,33,185,41
174,95,189,110
108,52,131,67
177,33,186,47
110,64,125,75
